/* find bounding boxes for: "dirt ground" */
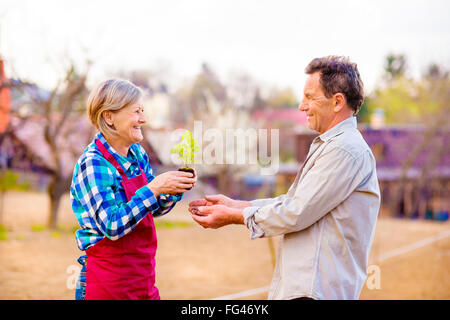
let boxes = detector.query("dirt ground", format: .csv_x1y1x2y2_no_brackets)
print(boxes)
0,190,449,300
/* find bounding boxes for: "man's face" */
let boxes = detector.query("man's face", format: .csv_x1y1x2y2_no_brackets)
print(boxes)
298,72,335,134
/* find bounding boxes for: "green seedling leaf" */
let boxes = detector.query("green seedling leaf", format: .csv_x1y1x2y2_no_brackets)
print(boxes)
170,129,200,166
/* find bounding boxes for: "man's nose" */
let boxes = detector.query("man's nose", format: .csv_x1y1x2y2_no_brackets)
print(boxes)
298,101,307,112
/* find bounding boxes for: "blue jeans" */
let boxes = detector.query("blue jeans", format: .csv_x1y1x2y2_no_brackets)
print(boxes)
75,255,87,300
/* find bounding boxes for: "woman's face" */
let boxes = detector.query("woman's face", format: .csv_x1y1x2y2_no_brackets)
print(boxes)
107,102,147,147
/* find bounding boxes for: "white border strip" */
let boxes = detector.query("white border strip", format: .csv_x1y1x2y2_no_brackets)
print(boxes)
211,229,450,300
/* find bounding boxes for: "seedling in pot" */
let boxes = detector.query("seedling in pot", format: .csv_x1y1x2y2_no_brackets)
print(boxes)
170,129,199,190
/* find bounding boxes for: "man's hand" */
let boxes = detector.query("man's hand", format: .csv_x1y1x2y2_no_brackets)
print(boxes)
190,204,244,229
188,194,251,212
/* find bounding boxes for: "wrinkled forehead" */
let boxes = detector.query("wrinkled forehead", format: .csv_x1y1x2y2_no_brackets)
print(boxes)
303,72,324,96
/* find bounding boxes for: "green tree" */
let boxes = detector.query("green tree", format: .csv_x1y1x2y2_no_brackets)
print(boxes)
366,77,424,124
383,53,407,82
366,55,448,124
266,87,298,109
356,97,371,123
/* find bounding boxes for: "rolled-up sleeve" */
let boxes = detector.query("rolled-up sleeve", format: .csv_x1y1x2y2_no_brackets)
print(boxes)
243,206,264,239
154,193,183,217
244,147,370,238
243,193,287,239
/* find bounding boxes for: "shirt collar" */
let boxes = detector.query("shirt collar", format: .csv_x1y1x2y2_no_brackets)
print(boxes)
96,132,137,172
315,116,357,143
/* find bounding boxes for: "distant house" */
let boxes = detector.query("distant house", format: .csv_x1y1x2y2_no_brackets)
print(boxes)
251,108,307,128
360,125,450,180
291,124,450,220
252,108,308,163
1,114,163,191
0,114,95,190
0,124,53,189
1,56,163,188
0,70,161,192
360,125,449,220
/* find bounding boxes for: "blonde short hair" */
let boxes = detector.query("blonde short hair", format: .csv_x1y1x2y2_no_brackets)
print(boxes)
87,79,143,138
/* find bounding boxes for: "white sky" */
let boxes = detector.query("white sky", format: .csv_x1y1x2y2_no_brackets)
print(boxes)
1,0,450,98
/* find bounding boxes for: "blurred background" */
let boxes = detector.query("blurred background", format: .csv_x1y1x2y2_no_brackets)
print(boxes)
0,0,449,300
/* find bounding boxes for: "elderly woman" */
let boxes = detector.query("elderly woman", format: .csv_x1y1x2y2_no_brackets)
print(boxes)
71,79,196,300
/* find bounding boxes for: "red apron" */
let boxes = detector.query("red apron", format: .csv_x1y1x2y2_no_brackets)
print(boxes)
85,139,160,300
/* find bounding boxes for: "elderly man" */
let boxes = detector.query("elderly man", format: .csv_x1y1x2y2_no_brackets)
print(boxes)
189,56,380,300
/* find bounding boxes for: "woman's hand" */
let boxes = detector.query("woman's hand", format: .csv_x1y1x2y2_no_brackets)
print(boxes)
147,171,196,196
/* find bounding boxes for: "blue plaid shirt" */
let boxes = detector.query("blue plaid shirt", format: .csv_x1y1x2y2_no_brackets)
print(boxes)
70,132,182,251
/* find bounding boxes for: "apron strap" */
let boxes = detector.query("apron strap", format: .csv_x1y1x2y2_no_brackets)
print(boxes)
95,138,127,177
95,138,145,179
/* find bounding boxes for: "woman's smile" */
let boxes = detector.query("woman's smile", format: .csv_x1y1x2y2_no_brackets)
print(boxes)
104,102,147,156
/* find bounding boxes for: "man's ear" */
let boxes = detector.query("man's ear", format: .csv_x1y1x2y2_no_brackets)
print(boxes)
102,111,114,127
333,93,346,113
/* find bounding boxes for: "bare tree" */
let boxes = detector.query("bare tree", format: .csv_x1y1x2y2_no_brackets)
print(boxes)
24,64,92,229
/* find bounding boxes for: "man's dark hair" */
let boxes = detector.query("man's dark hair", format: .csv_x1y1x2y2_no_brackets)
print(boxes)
305,56,364,115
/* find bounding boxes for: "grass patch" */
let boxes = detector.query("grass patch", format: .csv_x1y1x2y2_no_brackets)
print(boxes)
15,233,27,240
0,224,9,240
0,224,9,241
0,231,8,241
56,224,79,234
51,231,61,238
30,224,46,232
154,220,192,229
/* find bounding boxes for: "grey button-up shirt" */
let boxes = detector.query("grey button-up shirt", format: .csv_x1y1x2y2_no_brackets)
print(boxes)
243,117,380,300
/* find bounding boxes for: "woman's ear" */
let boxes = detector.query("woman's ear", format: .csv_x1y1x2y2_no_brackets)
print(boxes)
102,111,115,127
